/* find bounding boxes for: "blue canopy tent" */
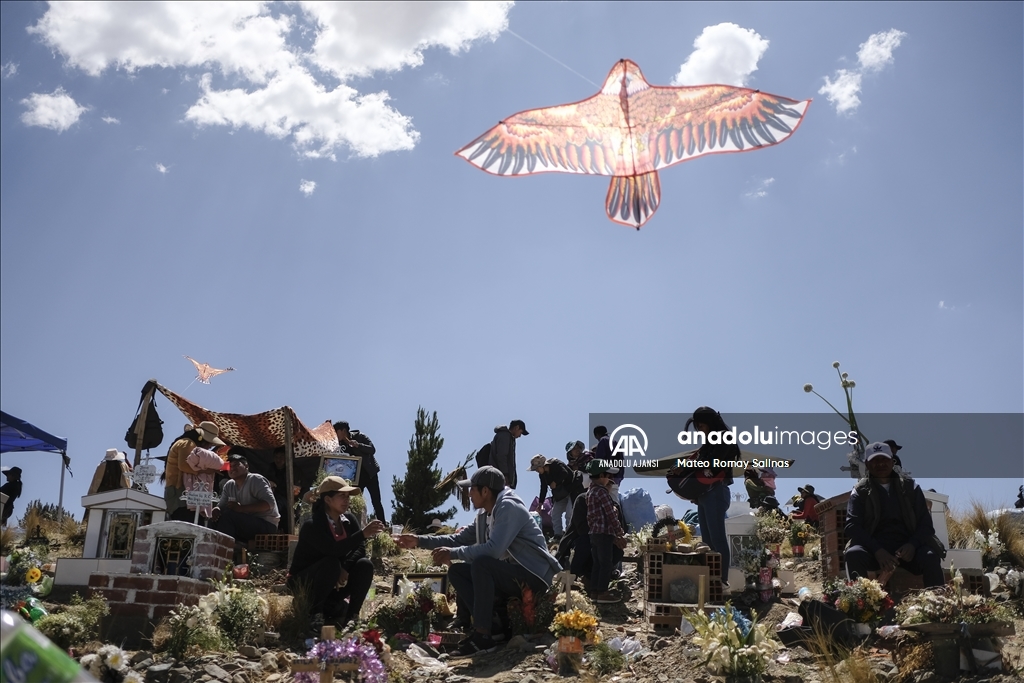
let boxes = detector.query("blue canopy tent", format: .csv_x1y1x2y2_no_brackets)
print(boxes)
1,410,71,523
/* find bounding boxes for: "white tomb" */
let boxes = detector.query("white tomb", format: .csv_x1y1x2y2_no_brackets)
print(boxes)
55,488,166,586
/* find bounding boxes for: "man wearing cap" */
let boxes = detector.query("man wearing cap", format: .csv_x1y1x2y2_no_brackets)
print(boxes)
845,442,944,588
565,440,591,473
586,459,628,603
489,420,527,490
289,476,384,633
883,439,904,470
529,454,583,539
0,466,23,526
592,426,625,501
334,421,386,524
211,454,280,547
163,421,226,521
396,466,560,656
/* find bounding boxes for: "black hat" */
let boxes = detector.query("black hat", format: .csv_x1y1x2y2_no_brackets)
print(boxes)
228,454,248,466
883,439,902,453
509,419,528,435
1,466,22,477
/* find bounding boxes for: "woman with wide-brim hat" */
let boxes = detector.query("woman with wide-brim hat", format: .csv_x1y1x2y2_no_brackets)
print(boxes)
791,484,823,525
163,421,225,521
287,476,385,634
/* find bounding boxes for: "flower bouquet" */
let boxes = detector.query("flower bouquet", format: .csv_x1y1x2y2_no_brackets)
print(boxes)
551,609,600,651
789,521,808,557
821,577,893,625
896,571,1015,627
973,530,1004,570
370,582,442,639
754,510,788,553
690,605,781,681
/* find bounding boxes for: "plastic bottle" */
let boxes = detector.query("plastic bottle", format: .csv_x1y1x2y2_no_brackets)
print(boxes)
797,587,812,601
0,609,99,682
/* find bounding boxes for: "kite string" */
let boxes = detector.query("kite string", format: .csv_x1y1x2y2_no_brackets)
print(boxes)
181,376,198,394
506,29,599,88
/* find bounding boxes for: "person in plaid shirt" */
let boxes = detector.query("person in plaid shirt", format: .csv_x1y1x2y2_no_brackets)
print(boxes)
586,459,627,603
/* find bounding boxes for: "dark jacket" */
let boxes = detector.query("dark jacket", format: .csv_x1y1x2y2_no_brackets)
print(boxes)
0,480,22,523
845,475,934,554
539,459,582,503
593,435,625,485
490,426,517,489
289,510,367,577
340,430,380,484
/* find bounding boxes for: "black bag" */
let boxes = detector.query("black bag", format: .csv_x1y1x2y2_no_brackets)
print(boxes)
667,471,724,502
125,382,164,451
475,442,492,468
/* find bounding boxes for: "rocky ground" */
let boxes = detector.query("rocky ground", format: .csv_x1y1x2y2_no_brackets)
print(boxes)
57,547,1023,683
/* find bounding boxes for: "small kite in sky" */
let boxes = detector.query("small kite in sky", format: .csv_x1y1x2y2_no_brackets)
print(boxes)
457,59,810,229
184,356,235,384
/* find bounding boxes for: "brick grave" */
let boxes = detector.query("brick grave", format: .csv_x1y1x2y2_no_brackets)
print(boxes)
88,521,234,647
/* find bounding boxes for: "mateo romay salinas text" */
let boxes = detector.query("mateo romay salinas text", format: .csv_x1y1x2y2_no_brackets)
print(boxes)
677,427,860,451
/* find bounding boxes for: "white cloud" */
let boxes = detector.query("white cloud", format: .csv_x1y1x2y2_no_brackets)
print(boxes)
858,29,907,72
299,179,316,196
1,61,17,78
20,88,88,132
672,23,769,87
29,1,513,158
102,116,120,124
745,176,775,199
155,163,169,174
819,69,862,115
820,29,906,114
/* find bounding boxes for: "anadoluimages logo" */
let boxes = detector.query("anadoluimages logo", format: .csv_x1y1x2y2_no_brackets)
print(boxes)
610,424,648,458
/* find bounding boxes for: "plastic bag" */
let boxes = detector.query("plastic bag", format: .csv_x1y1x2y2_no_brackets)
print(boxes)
619,489,657,532
406,644,449,673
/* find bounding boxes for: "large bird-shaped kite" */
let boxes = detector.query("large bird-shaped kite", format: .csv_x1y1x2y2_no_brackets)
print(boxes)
457,59,810,228
184,356,235,384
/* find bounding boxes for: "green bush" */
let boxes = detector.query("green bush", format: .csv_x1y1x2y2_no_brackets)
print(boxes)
36,594,109,650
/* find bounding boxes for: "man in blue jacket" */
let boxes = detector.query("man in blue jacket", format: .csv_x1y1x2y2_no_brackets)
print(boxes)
845,442,944,588
397,466,560,656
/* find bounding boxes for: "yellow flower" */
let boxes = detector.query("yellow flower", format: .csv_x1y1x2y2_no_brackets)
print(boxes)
25,567,42,584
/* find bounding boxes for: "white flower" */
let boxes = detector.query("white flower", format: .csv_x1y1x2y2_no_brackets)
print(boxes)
803,384,813,392
186,616,198,629
103,646,126,670
80,654,102,678
124,672,144,683
832,361,841,368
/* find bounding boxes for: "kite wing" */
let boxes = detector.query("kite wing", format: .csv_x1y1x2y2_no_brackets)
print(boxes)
184,355,236,384
456,59,809,229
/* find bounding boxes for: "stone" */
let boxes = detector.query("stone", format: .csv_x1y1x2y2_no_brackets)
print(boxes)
232,674,248,683
131,651,153,665
221,661,241,671
260,652,280,672
238,645,260,659
168,667,191,683
653,638,671,651
265,676,281,683
506,635,534,653
145,663,172,683
658,675,669,682
912,672,936,683
133,658,154,671
204,663,232,681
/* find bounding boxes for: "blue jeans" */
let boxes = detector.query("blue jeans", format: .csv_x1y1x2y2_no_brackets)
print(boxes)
697,484,730,581
447,555,546,635
550,496,572,536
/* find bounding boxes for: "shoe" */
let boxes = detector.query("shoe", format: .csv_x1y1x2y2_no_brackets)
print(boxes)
450,617,472,633
453,633,499,656
593,592,620,604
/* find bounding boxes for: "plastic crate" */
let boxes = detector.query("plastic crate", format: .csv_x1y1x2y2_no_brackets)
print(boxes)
252,534,297,552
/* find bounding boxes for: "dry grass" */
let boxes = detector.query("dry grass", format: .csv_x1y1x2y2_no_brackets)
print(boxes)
0,526,18,555
278,582,311,641
949,501,1024,566
264,594,291,634
20,505,43,537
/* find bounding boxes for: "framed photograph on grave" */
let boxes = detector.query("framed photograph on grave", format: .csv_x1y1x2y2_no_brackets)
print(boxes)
106,511,138,559
393,572,449,595
321,454,362,484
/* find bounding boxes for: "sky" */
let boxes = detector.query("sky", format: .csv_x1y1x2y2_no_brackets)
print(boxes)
1,2,1021,529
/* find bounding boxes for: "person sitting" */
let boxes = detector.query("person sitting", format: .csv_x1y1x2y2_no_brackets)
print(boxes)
743,467,774,510
427,519,445,533
396,466,561,656
288,476,384,633
88,449,133,495
845,442,944,588
163,422,225,521
528,454,584,539
586,459,628,603
791,484,823,526
211,455,280,548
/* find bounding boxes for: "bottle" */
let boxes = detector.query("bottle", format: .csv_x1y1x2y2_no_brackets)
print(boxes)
797,587,811,601
0,610,99,682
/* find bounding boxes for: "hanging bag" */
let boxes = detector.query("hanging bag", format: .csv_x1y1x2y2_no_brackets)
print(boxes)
125,381,164,450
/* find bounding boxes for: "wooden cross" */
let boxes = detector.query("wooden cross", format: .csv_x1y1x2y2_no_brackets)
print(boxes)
553,570,576,611
290,626,360,682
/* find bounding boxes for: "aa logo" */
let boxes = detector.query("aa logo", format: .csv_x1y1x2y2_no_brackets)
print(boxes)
610,424,648,458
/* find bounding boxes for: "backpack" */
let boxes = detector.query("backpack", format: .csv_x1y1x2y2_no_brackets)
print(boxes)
125,382,164,451
667,471,725,503
475,442,492,468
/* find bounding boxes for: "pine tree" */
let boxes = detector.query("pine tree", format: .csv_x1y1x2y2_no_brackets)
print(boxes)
391,407,457,531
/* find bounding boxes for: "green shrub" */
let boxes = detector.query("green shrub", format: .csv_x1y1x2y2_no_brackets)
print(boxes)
35,594,109,649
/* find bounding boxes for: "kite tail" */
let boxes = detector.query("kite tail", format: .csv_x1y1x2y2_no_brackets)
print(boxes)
605,171,661,229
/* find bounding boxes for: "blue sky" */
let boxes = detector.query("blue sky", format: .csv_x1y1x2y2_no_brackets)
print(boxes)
2,2,1021,527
